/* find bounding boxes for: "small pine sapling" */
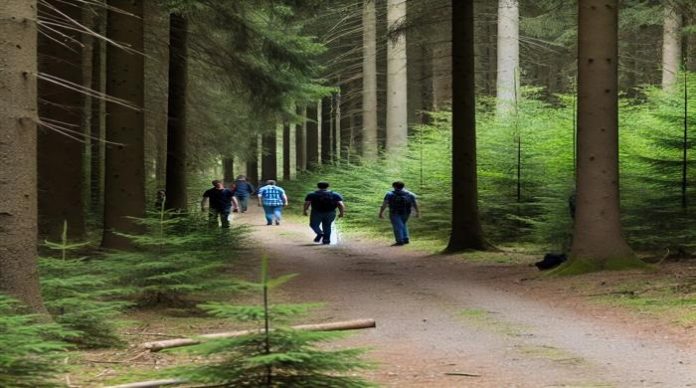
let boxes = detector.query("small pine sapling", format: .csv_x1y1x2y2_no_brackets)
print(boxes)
41,221,130,348
165,256,374,387
0,295,74,387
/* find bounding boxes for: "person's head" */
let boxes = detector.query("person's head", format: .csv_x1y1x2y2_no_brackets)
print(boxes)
266,179,276,186
392,181,405,190
212,180,223,189
236,175,246,181
317,181,330,190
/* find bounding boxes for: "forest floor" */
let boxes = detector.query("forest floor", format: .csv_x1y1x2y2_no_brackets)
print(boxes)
72,207,695,387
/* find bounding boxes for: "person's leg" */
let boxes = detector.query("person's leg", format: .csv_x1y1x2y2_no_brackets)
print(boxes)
208,208,219,227
321,212,336,244
220,208,231,228
273,205,282,224
262,205,273,225
389,213,405,244
401,213,411,243
309,212,323,240
237,196,248,212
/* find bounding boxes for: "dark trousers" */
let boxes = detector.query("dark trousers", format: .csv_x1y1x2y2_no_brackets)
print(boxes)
310,211,336,243
235,195,249,212
209,207,231,228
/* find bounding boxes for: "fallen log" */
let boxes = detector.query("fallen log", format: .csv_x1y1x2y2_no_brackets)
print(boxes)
143,318,376,352
106,379,185,388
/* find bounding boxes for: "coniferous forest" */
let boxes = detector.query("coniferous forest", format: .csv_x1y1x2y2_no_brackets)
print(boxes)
1,0,695,386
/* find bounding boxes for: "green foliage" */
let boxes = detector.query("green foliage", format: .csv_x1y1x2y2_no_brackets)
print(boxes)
284,73,696,253
163,256,374,387
40,221,129,348
0,295,72,388
102,209,246,306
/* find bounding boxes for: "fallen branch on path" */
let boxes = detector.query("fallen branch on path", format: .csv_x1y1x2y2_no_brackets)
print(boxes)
142,318,377,352
445,372,482,377
106,379,185,388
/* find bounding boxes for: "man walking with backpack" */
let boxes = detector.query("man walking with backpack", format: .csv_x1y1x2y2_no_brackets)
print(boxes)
303,182,345,245
379,181,420,246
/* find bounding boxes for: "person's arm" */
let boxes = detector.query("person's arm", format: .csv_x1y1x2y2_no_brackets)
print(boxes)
303,201,312,216
257,189,263,207
378,200,388,219
283,193,289,206
201,195,208,212
232,196,239,209
412,198,421,218
337,201,346,218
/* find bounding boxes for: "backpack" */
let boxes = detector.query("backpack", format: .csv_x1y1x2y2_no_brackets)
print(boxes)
313,191,338,212
389,191,411,214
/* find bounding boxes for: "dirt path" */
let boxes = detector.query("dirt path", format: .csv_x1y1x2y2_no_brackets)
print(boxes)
236,209,695,387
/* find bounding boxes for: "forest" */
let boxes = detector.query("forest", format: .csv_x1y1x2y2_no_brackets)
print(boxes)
1,0,695,386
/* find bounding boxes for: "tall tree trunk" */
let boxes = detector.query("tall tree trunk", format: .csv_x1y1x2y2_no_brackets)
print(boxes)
165,13,188,211
262,130,277,181
306,104,319,169
568,0,637,271
223,157,234,183
386,0,408,152
102,0,146,249
496,0,519,116
362,0,379,161
431,4,452,109
296,105,307,171
321,96,332,164
0,0,46,312
246,135,259,186
82,6,95,229
446,0,486,252
283,120,296,180
90,1,107,221
661,2,682,90
334,91,342,163
37,0,85,240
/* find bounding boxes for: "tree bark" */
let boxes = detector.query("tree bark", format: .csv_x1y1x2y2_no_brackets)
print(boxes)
568,0,636,270
102,0,146,249
164,13,188,211
446,0,487,252
246,135,259,186
90,1,107,220
362,0,379,161
262,129,277,181
296,105,307,171
223,158,234,184
321,96,333,164
37,0,86,240
283,120,296,180
0,0,46,312
385,0,408,152
431,3,452,109
306,104,319,169
496,0,519,116
661,2,682,90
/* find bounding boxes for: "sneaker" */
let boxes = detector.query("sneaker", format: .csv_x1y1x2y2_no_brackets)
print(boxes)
391,242,404,246
232,209,239,213
266,222,272,226
322,241,330,245
275,220,280,225
403,239,410,244
313,234,323,243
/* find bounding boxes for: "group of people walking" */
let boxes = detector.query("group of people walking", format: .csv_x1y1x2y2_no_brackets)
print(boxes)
201,177,420,246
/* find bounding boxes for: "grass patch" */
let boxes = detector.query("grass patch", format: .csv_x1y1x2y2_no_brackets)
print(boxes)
517,345,586,366
457,308,530,337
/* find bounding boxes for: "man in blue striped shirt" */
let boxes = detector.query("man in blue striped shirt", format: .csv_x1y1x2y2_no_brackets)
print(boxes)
257,180,288,225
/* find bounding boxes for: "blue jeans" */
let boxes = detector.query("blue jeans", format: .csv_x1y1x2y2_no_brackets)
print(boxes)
263,205,283,224
390,213,410,243
209,207,231,228
310,211,336,243
235,195,249,212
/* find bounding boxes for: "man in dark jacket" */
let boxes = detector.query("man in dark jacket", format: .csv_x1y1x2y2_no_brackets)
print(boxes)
232,175,255,213
379,181,420,246
303,182,345,245
201,180,237,228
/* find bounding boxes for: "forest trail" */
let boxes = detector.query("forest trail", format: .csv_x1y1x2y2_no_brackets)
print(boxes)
236,208,695,388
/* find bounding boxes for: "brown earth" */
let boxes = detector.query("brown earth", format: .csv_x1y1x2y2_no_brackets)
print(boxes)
240,208,695,388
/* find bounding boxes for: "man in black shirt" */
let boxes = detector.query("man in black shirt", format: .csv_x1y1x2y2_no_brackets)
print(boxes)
201,180,238,228
303,181,345,244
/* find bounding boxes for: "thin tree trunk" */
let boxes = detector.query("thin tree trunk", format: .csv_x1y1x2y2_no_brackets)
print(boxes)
223,158,234,183
82,6,95,228
568,0,636,270
0,0,46,312
496,0,519,116
165,13,188,211
102,0,146,249
246,136,259,186
385,0,408,152
321,96,332,164
90,1,107,221
306,104,319,169
661,3,682,90
446,0,486,252
362,0,379,161
335,91,342,163
296,105,307,171
37,0,85,240
431,3,452,109
262,130,277,181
